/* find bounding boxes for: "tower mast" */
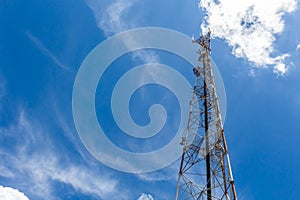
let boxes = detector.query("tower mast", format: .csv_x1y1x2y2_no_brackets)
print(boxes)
175,30,237,200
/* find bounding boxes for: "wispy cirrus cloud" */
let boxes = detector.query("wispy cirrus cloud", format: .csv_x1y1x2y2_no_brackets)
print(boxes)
86,0,160,64
0,185,29,200
199,0,298,75
136,162,179,182
0,109,122,200
86,0,137,36
25,31,68,70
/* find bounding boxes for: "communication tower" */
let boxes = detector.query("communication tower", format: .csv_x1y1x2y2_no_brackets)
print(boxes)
175,29,237,200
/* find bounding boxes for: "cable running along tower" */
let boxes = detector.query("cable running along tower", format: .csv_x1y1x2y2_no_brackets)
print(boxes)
175,30,237,200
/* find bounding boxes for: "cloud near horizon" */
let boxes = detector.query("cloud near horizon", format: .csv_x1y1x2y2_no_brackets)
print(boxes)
138,193,154,200
0,186,29,200
199,0,298,75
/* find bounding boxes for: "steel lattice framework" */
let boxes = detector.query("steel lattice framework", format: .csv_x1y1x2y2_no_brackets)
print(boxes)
175,30,237,200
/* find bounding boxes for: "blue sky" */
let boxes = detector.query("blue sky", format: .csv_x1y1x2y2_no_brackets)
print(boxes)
0,0,300,199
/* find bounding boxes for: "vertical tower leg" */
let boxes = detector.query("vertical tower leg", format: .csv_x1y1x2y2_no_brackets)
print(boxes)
204,81,212,200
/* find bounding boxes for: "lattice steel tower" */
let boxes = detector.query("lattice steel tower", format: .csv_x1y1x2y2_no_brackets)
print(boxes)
175,30,237,200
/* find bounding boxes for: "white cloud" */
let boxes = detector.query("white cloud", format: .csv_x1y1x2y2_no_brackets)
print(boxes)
132,50,160,64
19,154,119,199
198,0,297,75
138,193,154,200
25,31,68,70
86,0,160,64
136,162,179,182
0,109,123,200
0,165,14,178
53,107,92,161
137,171,173,182
0,186,29,200
297,43,300,51
86,0,137,36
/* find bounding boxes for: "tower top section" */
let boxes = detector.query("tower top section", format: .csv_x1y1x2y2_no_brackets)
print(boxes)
192,28,211,51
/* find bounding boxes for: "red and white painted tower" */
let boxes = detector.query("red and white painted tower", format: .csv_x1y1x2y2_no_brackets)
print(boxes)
175,30,237,200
